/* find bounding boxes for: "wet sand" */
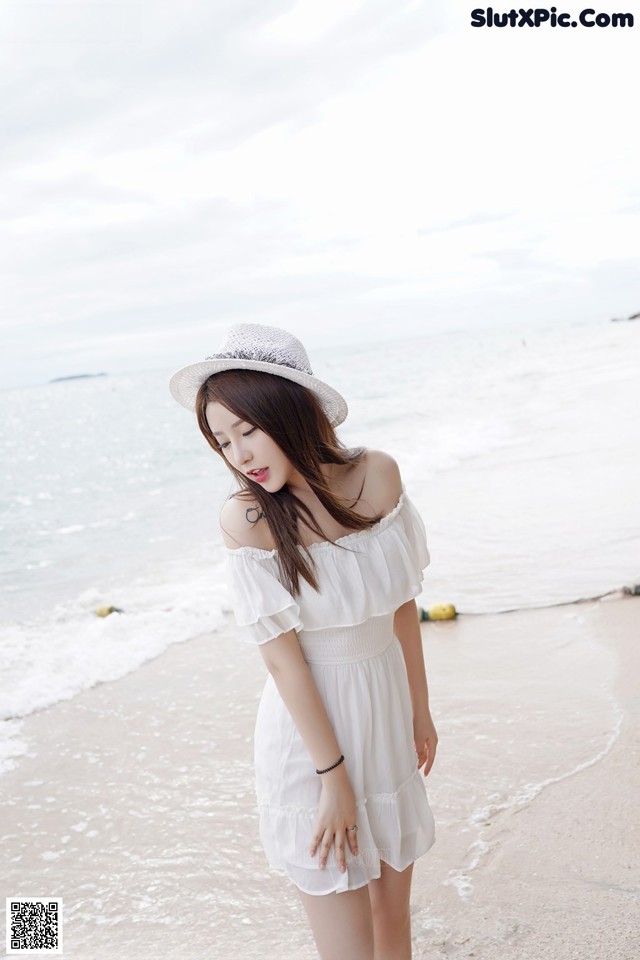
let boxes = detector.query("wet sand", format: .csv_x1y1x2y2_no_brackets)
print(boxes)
1,595,638,959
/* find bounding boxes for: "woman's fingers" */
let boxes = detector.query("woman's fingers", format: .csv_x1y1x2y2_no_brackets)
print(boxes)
310,826,358,871
309,832,322,858
334,834,346,872
319,828,333,869
309,821,332,864
422,738,437,776
345,824,359,858
416,732,439,776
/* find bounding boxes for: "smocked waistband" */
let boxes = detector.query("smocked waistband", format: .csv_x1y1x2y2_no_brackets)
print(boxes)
298,612,396,664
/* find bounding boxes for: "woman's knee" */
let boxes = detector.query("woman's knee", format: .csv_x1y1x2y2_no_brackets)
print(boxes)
370,896,411,937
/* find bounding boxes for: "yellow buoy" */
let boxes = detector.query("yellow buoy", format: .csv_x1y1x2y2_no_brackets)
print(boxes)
95,605,124,618
419,604,457,621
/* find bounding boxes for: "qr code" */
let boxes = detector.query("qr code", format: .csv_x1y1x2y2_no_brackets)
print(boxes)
5,898,63,955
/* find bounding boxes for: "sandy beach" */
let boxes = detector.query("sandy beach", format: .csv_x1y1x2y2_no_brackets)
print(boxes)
1,594,638,960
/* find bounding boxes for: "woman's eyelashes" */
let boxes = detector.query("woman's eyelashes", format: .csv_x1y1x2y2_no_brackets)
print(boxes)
216,426,257,451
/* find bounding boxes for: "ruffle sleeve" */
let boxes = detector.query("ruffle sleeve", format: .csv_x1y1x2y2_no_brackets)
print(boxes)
398,491,430,576
224,549,304,644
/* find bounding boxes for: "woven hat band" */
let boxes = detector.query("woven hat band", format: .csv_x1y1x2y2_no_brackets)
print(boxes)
205,324,314,375
206,350,312,375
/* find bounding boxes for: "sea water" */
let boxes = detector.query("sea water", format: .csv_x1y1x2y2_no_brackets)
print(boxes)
1,315,639,740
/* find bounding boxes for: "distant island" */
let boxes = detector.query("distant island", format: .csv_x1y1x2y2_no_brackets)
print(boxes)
611,311,640,323
49,373,108,383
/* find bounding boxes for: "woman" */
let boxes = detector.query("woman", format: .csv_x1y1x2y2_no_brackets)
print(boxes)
169,322,438,960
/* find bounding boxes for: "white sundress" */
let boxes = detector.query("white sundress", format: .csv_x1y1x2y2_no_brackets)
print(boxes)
224,484,436,896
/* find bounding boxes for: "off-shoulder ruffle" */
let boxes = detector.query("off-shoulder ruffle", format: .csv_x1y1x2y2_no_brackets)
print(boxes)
224,487,430,643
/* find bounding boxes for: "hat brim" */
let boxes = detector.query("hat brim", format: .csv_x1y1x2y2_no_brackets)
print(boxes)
169,358,348,427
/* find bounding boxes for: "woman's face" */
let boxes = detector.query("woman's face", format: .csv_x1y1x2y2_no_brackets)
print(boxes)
206,401,307,493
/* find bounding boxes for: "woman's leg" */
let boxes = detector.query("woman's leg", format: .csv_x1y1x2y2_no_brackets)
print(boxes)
367,860,414,960
296,884,375,960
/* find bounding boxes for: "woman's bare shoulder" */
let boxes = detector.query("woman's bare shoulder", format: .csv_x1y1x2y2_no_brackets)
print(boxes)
363,449,403,513
219,492,275,552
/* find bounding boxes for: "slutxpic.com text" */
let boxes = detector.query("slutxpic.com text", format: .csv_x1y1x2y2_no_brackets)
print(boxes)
471,7,634,27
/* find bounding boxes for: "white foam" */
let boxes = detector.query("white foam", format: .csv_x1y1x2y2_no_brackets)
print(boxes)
0,550,232,726
0,717,29,778
443,684,624,900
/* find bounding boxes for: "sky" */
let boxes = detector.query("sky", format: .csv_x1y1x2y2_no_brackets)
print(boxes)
2,0,639,388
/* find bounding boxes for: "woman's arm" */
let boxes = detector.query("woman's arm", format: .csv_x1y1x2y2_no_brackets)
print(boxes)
394,598,438,776
258,629,359,871
220,496,358,871
259,630,345,772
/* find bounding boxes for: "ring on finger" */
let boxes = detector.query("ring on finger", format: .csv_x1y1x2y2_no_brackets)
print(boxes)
346,824,358,832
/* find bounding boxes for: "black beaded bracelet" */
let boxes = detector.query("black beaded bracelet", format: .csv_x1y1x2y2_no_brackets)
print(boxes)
316,754,344,775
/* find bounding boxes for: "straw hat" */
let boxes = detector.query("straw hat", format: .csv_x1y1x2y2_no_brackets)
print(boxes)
168,323,348,427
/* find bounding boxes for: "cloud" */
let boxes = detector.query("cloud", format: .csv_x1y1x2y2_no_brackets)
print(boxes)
1,0,638,387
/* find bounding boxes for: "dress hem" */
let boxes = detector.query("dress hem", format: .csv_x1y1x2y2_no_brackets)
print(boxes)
262,833,437,897
255,768,436,896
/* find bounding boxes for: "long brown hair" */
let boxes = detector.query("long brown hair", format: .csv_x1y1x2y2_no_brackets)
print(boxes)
195,368,386,595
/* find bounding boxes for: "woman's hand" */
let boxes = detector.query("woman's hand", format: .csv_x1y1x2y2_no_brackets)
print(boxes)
309,766,359,872
414,709,438,777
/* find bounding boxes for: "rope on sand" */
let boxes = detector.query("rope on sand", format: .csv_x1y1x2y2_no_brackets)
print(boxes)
419,583,640,620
